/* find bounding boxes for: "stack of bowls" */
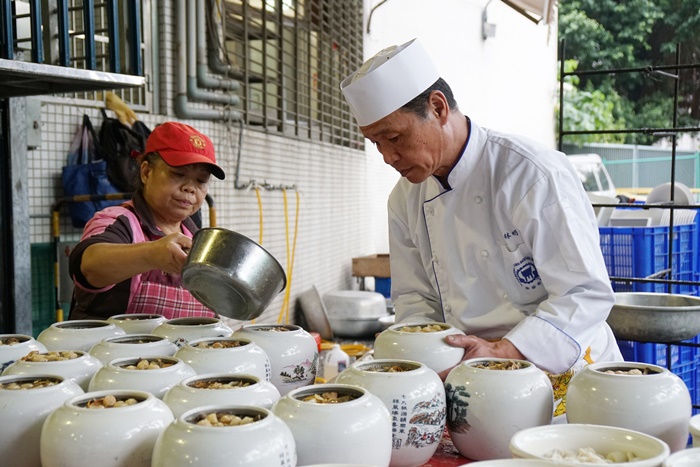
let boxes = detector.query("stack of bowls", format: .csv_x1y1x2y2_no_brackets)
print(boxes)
323,290,389,338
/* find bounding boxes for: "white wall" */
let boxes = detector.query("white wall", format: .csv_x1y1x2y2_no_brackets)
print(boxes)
364,0,559,147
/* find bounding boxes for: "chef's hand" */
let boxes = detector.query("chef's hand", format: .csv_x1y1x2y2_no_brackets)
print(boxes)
436,335,526,380
152,233,192,275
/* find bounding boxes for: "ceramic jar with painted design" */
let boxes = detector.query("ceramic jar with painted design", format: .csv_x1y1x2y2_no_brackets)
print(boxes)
336,359,446,467
444,358,553,461
232,324,317,395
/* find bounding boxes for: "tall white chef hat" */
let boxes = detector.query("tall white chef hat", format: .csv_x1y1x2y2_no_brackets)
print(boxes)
340,38,440,127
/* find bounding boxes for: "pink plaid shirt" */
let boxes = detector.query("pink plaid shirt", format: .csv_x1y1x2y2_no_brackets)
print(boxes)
73,200,214,319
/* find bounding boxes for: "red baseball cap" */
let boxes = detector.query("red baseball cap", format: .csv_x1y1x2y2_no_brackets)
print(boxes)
134,121,225,180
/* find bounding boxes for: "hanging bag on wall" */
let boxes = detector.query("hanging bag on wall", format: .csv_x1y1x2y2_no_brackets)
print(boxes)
98,107,151,193
61,114,122,228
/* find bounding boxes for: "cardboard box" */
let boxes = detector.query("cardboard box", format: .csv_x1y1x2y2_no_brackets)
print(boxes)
352,254,390,278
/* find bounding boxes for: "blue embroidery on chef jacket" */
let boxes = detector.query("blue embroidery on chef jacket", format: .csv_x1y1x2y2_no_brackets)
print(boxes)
513,257,541,290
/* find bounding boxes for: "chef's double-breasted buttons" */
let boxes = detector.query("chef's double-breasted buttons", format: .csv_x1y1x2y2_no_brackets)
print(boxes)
481,250,489,257
474,196,483,204
425,206,435,215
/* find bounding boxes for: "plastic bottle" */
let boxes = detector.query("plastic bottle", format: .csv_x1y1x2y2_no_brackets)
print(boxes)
322,344,350,381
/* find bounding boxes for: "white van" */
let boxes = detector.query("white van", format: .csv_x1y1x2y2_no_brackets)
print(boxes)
568,154,617,198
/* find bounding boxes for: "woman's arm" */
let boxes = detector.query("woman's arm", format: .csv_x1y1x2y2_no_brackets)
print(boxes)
80,232,192,288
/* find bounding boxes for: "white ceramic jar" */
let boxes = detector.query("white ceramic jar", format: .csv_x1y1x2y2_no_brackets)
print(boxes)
664,447,700,467
89,334,178,365
88,356,197,398
690,414,700,447
152,317,233,347
107,313,167,334
445,358,554,461
2,349,103,390
0,334,48,372
336,359,446,467
373,321,466,374
40,389,174,467
0,374,84,467
152,404,296,467
272,383,392,466
174,336,271,381
163,373,281,418
567,361,692,453
37,320,126,352
232,324,318,395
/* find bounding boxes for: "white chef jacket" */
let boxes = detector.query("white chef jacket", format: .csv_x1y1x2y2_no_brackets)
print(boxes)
388,119,622,374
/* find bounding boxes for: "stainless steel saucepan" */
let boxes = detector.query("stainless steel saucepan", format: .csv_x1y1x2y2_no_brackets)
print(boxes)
182,228,286,321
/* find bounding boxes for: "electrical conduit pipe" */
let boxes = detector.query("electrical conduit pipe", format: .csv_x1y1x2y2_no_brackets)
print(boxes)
197,0,239,90
175,0,241,120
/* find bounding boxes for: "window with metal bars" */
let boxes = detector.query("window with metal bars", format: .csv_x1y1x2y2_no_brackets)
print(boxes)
5,0,149,108
214,0,364,149
63,0,149,107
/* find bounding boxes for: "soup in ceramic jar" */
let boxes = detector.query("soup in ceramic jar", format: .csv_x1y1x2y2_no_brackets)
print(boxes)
0,376,60,389
21,350,81,362
189,410,263,427
120,358,175,370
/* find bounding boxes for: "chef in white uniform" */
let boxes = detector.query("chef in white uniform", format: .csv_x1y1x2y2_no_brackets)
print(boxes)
341,39,622,410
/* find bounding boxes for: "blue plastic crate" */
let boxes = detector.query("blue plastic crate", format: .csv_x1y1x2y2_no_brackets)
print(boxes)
617,339,699,411
374,277,391,298
617,339,696,368
599,223,698,293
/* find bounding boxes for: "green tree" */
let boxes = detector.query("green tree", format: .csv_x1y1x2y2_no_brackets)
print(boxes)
557,59,626,146
558,0,700,145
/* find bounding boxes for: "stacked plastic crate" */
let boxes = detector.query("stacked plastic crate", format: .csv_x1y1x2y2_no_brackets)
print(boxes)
598,209,699,414
598,222,697,295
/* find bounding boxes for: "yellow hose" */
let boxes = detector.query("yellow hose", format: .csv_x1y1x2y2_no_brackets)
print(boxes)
277,189,300,324
251,187,264,324
278,190,291,323
255,187,263,245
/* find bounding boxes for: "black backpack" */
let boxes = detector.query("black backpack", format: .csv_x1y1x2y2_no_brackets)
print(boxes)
98,108,151,193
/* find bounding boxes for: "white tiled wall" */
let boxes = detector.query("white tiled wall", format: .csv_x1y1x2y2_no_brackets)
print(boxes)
29,101,396,327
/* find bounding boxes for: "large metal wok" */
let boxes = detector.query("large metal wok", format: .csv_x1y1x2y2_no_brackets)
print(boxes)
607,292,700,342
182,228,286,321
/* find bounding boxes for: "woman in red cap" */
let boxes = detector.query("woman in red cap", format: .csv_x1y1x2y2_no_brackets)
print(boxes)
68,121,225,320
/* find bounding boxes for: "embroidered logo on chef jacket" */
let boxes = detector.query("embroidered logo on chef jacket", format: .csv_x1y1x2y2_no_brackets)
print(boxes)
513,256,541,290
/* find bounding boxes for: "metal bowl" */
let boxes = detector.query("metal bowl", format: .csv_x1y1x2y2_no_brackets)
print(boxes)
182,228,286,321
608,292,700,342
328,316,386,338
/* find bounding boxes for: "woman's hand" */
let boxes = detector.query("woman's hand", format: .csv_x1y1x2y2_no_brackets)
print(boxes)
436,335,526,380
151,233,192,275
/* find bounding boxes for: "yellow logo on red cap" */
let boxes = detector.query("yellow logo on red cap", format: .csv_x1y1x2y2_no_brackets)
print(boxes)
189,134,206,149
